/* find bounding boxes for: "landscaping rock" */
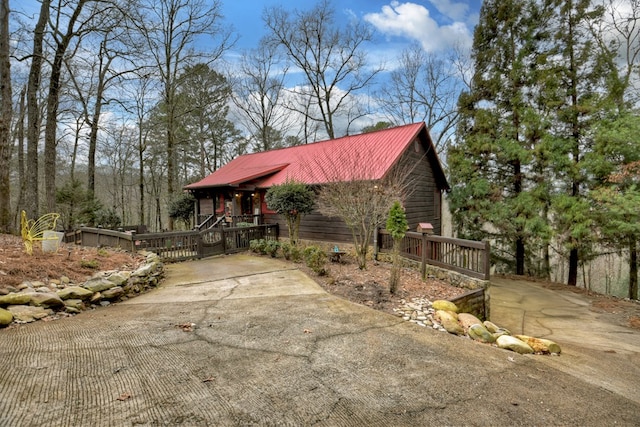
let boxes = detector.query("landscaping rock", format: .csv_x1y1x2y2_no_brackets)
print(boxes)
25,292,65,308
0,293,32,306
83,278,117,293
496,335,534,354
0,253,162,327
468,323,496,343
132,263,154,277
435,310,464,335
483,320,501,333
515,335,561,354
432,300,459,313
57,286,94,301
7,305,52,323
0,307,13,326
64,299,85,310
458,313,483,331
101,286,124,300
107,272,130,286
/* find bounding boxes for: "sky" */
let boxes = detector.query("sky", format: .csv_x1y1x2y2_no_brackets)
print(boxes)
221,0,481,57
11,0,483,140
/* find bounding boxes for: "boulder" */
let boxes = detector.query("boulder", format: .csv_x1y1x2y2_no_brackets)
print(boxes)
64,299,85,310
0,307,13,326
7,305,52,323
83,278,117,293
107,272,130,286
515,335,561,354
468,324,496,343
24,292,64,308
458,313,483,331
432,300,459,313
57,286,94,301
435,310,464,335
496,335,534,354
483,320,501,333
101,286,124,300
0,293,32,306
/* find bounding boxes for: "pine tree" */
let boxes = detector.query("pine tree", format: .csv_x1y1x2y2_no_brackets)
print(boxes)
448,0,551,276
544,0,610,286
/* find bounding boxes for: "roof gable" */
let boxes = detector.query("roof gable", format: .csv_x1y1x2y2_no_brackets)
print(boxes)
185,122,449,190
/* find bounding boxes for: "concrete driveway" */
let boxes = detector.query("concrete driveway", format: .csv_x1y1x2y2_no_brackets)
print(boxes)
490,276,640,406
1,255,639,426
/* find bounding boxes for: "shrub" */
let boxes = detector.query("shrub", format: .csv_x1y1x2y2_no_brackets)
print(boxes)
80,259,99,269
303,245,327,275
281,241,292,260
282,241,304,262
265,240,280,257
250,239,267,254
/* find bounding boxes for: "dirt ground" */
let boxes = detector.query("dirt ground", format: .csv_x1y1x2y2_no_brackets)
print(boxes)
0,234,143,292
300,256,466,314
2,233,639,330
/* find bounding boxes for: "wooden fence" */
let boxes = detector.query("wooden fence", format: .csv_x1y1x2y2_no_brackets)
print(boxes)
65,224,279,261
375,229,490,281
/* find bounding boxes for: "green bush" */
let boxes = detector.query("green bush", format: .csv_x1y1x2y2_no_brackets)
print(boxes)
250,239,267,254
265,240,280,257
282,241,304,262
303,245,327,275
281,241,292,260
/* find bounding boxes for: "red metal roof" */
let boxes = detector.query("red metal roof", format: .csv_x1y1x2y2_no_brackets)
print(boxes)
185,122,448,190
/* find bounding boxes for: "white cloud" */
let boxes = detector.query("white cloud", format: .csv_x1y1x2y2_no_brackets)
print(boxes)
429,0,469,22
364,1,473,53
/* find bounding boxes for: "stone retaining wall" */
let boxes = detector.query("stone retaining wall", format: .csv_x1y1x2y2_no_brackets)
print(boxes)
413,261,491,320
0,251,163,327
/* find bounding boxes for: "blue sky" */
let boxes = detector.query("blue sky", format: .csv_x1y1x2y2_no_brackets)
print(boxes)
14,0,481,65
222,0,481,56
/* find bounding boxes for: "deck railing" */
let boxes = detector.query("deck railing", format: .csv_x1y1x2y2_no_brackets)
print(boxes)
66,224,279,261
375,229,490,280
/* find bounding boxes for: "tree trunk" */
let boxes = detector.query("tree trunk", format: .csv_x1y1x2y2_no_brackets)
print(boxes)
630,237,638,300
14,87,26,225
25,0,50,219
389,239,401,294
516,237,525,276
567,247,578,286
138,139,145,226
87,42,111,195
0,0,12,232
44,0,88,212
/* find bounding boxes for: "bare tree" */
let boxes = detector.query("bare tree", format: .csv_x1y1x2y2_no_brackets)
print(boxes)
378,43,466,152
263,0,381,139
132,0,234,229
232,41,291,151
594,0,640,108
315,150,416,269
23,0,50,219
0,0,11,232
43,0,99,212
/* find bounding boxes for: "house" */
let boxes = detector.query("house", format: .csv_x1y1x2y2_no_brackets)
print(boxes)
184,122,450,243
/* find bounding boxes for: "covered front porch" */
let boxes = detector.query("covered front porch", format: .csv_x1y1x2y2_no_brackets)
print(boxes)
190,186,267,229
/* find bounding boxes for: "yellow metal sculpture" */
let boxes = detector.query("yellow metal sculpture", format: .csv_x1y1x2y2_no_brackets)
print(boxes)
20,210,61,255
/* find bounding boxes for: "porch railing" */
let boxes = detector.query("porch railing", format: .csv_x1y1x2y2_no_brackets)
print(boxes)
66,224,279,261
375,229,490,281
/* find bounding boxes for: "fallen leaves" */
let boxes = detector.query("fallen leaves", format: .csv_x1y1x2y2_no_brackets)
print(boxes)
116,392,132,401
176,322,196,332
